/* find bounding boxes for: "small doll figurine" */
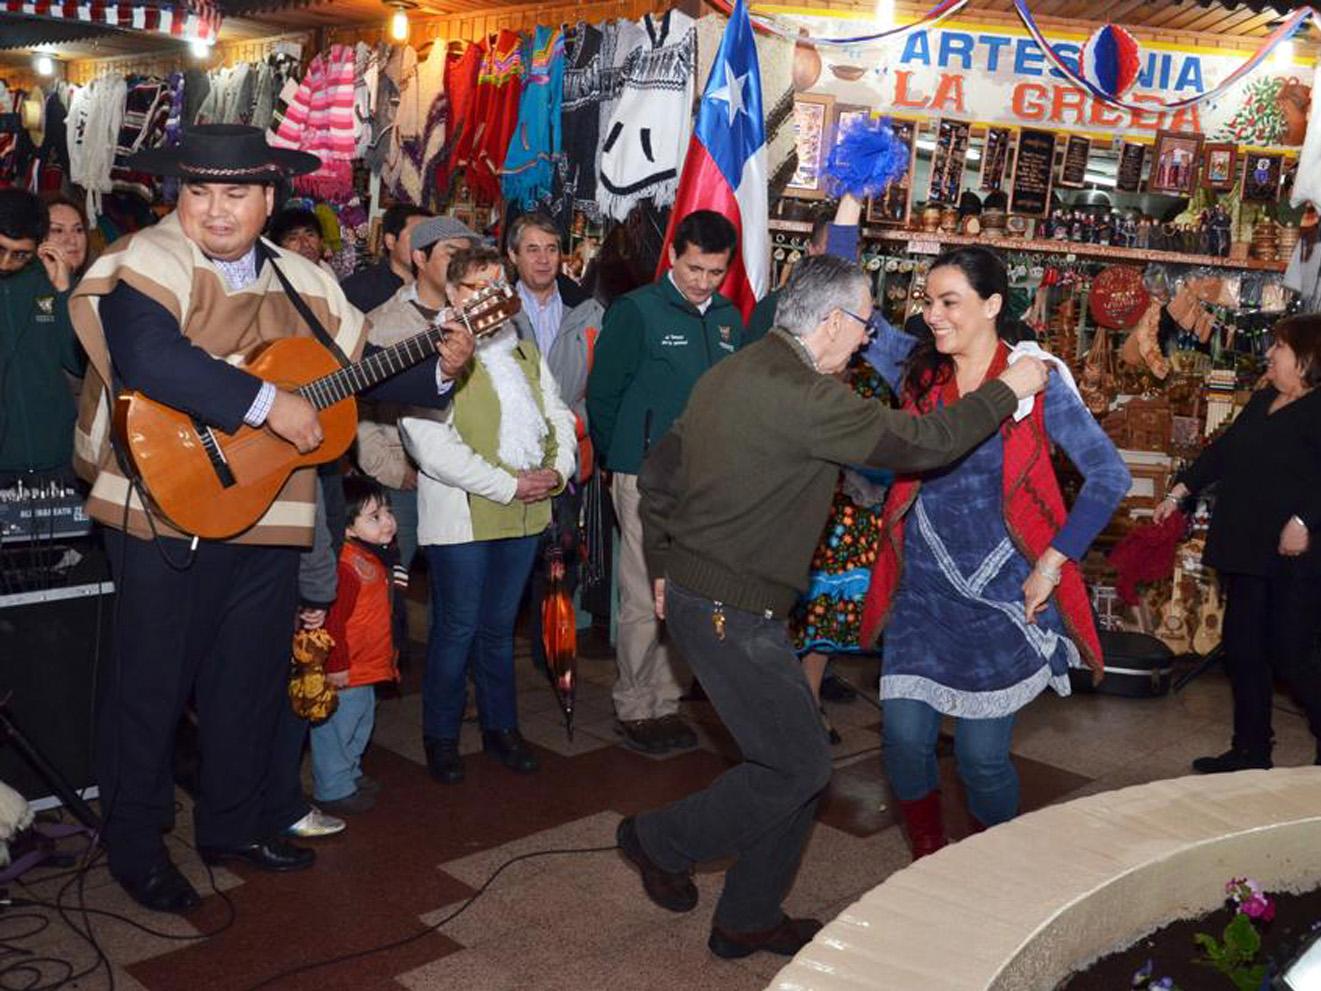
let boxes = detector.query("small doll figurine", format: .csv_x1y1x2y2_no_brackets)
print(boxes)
1136,217,1152,250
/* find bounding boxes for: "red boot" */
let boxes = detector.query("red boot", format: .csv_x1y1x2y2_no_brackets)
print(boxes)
897,791,946,860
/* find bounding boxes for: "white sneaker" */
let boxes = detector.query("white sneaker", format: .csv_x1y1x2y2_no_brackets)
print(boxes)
285,806,346,838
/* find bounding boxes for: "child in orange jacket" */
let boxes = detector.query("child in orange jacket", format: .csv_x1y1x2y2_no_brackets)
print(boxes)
311,476,402,815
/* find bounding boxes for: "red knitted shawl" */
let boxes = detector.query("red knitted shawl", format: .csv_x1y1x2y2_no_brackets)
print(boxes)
858,344,1104,676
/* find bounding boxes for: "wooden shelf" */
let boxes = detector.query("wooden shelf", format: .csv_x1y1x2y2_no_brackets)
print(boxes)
767,220,1289,273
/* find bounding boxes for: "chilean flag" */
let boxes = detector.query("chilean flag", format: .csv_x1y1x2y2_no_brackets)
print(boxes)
655,0,768,321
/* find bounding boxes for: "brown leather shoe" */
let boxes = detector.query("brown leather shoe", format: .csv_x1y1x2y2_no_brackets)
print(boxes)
708,916,823,959
616,816,697,912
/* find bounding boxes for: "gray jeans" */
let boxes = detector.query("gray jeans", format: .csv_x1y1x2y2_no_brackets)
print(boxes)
635,581,832,933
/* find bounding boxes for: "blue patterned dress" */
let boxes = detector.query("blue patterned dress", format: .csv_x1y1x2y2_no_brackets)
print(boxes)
865,325,1130,718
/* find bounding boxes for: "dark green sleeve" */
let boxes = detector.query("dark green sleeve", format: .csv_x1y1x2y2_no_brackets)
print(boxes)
744,291,777,344
638,419,683,578
586,297,644,462
53,291,86,375
807,377,1018,472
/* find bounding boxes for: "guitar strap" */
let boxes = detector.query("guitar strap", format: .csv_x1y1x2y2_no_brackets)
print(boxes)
266,255,351,368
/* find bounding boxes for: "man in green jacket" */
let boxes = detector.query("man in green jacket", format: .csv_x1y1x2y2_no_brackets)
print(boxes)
0,189,80,482
616,254,1048,959
586,210,744,754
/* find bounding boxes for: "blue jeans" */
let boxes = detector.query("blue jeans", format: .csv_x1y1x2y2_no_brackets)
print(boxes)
882,698,1019,826
310,685,376,802
422,536,540,741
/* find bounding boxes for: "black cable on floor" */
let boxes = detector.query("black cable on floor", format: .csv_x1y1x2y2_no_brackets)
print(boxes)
239,843,620,991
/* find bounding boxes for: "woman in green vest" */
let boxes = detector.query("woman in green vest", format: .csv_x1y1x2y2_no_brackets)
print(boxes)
400,246,578,784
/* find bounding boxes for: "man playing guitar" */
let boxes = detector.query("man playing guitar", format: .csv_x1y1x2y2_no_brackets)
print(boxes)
68,125,476,913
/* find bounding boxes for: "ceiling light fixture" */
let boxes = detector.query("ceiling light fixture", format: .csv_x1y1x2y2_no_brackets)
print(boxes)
189,38,213,59
389,3,411,43
33,54,54,76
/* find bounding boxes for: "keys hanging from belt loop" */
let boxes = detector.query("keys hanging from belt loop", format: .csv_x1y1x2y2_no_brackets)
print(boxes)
712,601,727,641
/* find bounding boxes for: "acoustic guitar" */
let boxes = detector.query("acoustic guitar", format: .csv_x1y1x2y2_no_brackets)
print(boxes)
115,282,520,540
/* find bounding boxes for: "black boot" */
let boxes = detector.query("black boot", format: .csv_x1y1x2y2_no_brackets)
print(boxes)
1191,747,1272,774
481,729,539,774
424,737,464,784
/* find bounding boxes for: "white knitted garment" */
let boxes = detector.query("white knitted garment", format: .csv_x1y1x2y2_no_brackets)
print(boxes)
477,326,548,472
68,74,127,221
1290,63,1321,210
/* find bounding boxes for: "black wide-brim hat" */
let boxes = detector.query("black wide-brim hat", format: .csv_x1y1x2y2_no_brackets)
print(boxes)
127,123,320,181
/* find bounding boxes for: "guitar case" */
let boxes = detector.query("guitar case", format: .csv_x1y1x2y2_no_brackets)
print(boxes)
1069,630,1175,698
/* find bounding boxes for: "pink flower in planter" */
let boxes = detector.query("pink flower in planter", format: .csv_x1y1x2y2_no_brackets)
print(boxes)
1240,894,1276,922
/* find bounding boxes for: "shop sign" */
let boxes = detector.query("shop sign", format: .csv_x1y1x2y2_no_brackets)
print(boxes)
804,20,1312,150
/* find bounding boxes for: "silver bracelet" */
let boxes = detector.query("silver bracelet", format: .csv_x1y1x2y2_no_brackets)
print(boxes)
1034,563,1062,585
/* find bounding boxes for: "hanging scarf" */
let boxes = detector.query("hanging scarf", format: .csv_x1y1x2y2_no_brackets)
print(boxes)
858,343,1104,676
597,10,695,221
501,25,565,210
270,44,358,201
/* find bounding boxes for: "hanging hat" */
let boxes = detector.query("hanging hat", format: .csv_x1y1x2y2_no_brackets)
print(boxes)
126,124,320,181
19,87,44,148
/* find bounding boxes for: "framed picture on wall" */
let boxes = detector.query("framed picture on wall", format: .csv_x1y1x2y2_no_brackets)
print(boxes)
1241,152,1284,202
786,93,836,200
1200,143,1239,191
865,118,919,227
926,118,971,205
979,126,1014,193
1148,129,1204,196
1057,134,1091,189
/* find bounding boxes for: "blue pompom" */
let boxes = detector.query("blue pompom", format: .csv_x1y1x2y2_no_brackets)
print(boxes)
823,116,910,198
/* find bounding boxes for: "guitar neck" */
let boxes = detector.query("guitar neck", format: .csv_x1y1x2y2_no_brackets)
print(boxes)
296,324,445,411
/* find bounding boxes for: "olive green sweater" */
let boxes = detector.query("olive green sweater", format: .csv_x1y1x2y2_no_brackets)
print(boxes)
639,329,1019,618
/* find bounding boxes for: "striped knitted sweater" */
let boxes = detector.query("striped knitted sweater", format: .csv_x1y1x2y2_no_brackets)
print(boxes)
69,212,367,547
270,44,358,201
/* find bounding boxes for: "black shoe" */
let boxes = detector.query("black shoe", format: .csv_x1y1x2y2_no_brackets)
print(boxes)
819,706,842,746
708,916,823,959
1191,748,1272,775
481,729,539,774
616,816,697,913
617,718,671,754
198,838,315,872
654,714,698,749
118,861,201,914
424,737,465,784
819,673,857,703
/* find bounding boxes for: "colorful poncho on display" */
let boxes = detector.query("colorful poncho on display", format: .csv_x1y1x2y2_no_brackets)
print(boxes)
109,80,172,201
597,10,696,221
467,29,524,204
269,44,358,201
559,23,604,216
436,40,483,200
501,25,565,209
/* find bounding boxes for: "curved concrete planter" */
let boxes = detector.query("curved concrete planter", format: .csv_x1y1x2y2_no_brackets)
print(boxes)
769,767,1321,990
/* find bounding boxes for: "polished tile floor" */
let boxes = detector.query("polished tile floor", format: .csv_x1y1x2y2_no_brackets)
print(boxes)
13,623,1318,990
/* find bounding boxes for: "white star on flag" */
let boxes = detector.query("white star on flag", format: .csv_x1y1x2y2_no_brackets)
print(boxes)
708,62,750,126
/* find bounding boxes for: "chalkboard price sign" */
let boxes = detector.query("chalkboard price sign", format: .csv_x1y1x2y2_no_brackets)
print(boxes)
1116,142,1146,193
1010,128,1056,218
1058,135,1091,189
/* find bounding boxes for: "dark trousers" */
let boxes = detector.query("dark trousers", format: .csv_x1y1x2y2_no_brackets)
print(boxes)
98,531,299,882
635,582,832,933
1222,570,1321,761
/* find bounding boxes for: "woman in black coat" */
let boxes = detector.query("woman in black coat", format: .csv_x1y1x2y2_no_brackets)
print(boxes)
1156,314,1321,772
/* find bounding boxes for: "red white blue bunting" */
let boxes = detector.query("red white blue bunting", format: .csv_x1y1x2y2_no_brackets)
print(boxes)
2,0,222,43
704,0,968,47
1013,0,1313,113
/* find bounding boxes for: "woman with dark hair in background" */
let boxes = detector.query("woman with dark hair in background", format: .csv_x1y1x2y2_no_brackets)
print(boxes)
859,246,1129,859
1157,315,1321,774
40,192,92,279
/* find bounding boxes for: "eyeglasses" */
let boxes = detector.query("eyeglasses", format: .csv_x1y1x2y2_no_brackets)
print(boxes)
839,307,878,339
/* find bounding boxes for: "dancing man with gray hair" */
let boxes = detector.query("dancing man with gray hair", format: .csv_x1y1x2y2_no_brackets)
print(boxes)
616,254,1049,959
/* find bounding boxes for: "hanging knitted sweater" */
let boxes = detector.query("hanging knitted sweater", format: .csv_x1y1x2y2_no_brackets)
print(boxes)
387,42,449,207
558,22,604,216
501,25,565,210
436,41,483,201
110,79,172,202
270,44,358,201
597,10,695,221
467,29,524,204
